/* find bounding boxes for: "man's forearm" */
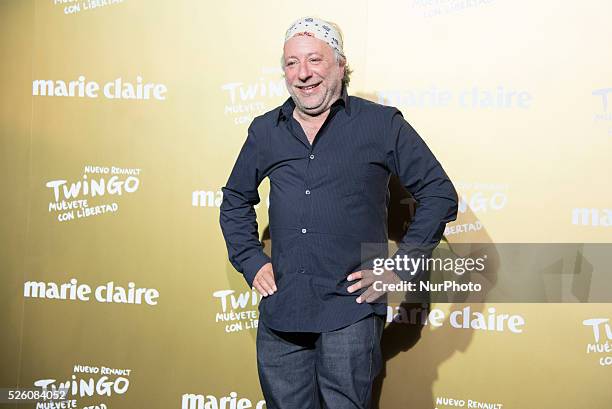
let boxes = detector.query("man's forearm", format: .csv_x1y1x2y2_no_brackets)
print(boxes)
219,186,270,287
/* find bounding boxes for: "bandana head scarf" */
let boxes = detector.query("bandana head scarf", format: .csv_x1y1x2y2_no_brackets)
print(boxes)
284,17,345,58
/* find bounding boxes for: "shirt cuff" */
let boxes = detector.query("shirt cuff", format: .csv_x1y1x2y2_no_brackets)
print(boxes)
242,252,272,288
390,244,435,282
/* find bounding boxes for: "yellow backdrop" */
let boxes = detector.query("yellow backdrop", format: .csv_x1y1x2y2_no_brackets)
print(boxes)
1,1,611,408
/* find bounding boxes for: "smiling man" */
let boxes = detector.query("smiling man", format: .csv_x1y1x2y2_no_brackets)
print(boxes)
220,16,458,409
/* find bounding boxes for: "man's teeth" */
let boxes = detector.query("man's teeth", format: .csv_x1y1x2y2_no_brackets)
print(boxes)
301,84,318,90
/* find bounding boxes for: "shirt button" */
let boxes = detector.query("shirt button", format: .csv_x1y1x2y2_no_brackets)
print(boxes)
309,154,315,160
301,228,307,234
305,189,311,195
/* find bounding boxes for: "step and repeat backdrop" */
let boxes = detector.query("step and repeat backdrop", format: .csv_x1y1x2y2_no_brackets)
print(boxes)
1,1,611,408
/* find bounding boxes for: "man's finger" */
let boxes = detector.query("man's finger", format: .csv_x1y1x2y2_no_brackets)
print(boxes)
260,272,277,294
255,276,273,296
347,270,363,281
269,268,278,292
253,280,268,297
347,279,362,293
357,286,384,304
356,286,373,303
259,275,275,295
348,273,376,293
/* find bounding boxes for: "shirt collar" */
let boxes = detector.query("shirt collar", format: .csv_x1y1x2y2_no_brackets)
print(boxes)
276,84,351,125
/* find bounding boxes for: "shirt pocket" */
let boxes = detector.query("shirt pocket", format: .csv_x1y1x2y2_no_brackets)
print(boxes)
338,160,389,199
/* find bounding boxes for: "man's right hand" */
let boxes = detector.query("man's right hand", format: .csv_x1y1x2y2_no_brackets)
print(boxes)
253,262,277,297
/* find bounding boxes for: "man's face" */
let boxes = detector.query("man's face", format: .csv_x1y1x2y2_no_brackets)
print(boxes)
283,35,345,116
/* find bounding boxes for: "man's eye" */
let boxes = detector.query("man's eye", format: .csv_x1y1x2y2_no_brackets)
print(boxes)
286,61,297,67
309,58,321,63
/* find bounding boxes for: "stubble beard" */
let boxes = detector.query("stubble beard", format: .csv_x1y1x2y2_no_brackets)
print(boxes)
287,79,341,117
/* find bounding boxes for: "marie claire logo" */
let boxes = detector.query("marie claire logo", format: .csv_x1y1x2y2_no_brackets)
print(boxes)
222,67,288,125
192,190,223,208
582,318,611,366
53,0,125,16
378,85,532,109
46,165,141,222
192,190,269,209
387,304,525,333
572,208,611,227
181,392,265,409
24,278,160,306
33,76,166,100
410,0,496,18
33,363,131,409
213,289,262,333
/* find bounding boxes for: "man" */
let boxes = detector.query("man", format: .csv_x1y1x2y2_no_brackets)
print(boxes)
220,16,458,409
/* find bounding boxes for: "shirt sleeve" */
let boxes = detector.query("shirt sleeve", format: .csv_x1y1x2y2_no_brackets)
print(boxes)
384,108,459,281
219,125,271,288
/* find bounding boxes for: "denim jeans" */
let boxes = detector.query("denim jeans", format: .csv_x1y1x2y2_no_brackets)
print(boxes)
256,313,385,409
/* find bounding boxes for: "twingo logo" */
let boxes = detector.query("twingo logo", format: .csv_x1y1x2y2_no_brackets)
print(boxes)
213,289,262,333
46,165,141,222
378,85,531,109
191,190,270,209
221,67,288,125
456,182,508,213
53,0,125,16
444,182,508,236
181,391,265,409
582,318,612,366
571,208,611,227
33,363,132,409
434,395,504,409
32,75,167,100
592,87,612,136
593,87,612,121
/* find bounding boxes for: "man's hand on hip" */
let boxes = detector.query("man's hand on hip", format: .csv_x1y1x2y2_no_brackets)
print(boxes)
347,268,402,303
253,262,277,297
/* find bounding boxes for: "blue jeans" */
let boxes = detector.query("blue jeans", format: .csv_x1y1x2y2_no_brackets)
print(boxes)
256,314,384,409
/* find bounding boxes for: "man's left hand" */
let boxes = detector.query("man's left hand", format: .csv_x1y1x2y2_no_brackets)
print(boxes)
347,268,402,304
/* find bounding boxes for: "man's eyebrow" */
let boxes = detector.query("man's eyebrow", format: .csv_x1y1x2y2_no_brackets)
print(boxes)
284,52,323,60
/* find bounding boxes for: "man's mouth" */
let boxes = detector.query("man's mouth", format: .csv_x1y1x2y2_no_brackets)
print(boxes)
296,82,321,92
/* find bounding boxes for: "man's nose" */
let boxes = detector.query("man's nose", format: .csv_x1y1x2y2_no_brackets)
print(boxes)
298,62,312,81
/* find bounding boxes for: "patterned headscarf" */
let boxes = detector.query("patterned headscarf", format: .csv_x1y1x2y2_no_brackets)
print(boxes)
284,16,345,58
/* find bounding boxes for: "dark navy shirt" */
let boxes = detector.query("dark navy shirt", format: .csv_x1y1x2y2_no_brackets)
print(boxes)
220,87,458,332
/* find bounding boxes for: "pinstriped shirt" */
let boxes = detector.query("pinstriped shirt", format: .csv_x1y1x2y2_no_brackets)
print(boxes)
220,87,458,332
